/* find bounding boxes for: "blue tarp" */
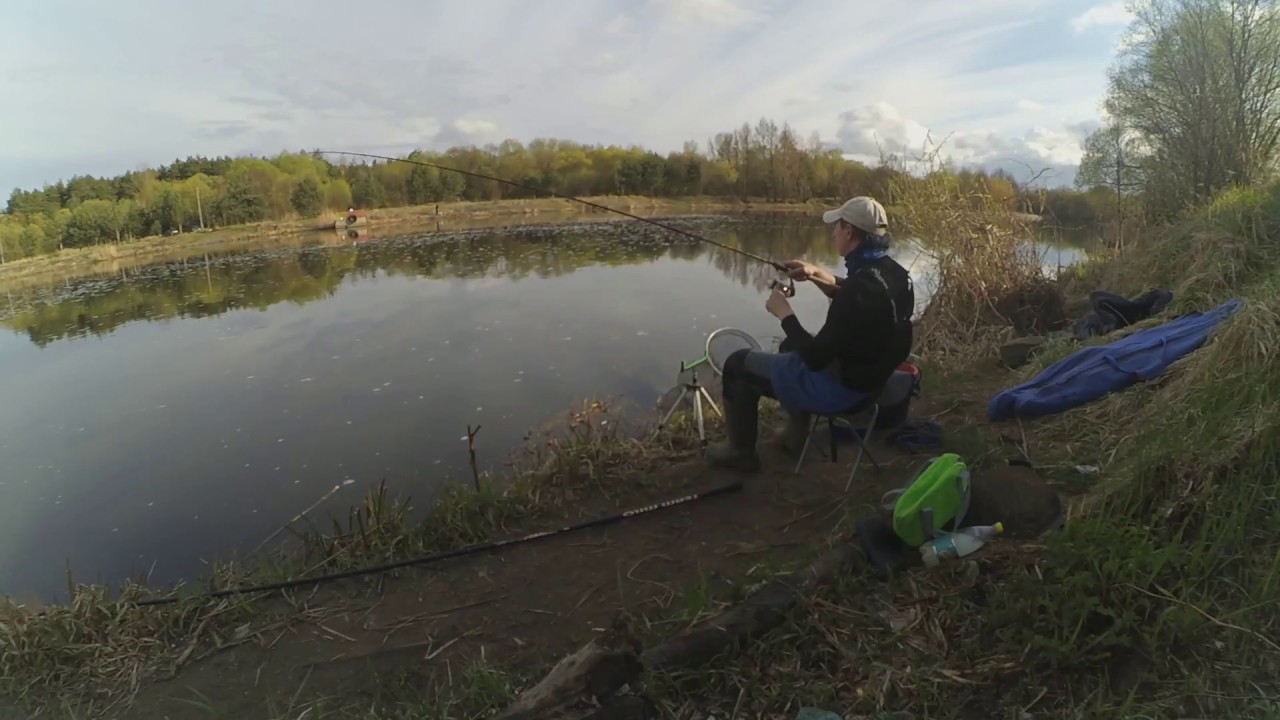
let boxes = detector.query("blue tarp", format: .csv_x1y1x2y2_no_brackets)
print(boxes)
988,299,1242,422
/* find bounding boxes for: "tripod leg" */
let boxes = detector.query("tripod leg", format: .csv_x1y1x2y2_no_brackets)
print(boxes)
693,387,706,444
659,387,691,429
697,386,723,418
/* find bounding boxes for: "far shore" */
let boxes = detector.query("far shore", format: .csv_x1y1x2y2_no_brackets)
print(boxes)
0,197,1047,291
0,195,826,289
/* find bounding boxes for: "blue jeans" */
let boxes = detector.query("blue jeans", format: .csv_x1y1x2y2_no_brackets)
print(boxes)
721,347,870,451
734,349,868,411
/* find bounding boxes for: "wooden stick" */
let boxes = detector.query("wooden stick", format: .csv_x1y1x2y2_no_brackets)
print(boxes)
466,424,483,491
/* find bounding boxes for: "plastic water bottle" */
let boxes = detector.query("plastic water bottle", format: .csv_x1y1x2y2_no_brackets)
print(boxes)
920,523,1004,568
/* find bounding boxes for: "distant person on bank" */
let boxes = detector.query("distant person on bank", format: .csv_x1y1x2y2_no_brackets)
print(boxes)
707,196,915,472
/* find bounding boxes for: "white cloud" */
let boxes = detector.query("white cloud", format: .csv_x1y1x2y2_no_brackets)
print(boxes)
649,0,762,28
1072,1,1134,32
0,0,1117,192
835,101,1093,186
592,52,626,74
784,92,821,107
836,102,932,161
453,119,497,137
603,14,633,36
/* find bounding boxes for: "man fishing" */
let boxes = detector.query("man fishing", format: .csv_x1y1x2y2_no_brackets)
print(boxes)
707,196,915,473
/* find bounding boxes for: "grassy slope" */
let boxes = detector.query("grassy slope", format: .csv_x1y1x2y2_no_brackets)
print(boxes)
620,182,1280,719
679,182,1280,719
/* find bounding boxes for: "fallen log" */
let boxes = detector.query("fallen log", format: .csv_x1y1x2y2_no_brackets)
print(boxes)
492,539,864,719
493,619,644,720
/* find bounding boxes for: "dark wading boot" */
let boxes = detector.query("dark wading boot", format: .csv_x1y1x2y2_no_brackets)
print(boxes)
706,394,761,473
771,410,812,456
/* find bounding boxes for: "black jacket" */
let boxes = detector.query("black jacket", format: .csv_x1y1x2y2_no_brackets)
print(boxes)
779,253,915,394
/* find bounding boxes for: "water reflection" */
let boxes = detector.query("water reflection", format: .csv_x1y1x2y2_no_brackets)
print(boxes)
0,214,1087,600
1,216,836,348
336,226,372,244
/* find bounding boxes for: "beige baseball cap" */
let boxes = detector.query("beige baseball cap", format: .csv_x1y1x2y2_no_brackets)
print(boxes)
822,196,889,236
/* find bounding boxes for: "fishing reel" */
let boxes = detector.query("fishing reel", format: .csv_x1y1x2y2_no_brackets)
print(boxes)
769,276,796,297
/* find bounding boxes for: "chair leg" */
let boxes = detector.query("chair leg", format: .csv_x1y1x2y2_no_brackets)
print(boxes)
845,405,881,491
793,414,821,474
862,441,884,472
827,417,838,463
844,443,866,492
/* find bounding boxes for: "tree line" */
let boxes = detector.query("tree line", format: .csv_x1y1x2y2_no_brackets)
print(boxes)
1076,0,1280,226
1,117,1068,264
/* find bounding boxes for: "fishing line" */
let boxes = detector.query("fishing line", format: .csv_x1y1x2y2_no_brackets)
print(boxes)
316,150,788,273
133,479,743,607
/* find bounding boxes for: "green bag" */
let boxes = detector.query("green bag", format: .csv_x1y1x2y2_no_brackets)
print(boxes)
883,453,971,546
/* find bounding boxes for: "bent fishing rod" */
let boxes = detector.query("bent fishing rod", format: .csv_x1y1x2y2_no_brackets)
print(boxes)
316,149,792,279
132,479,743,607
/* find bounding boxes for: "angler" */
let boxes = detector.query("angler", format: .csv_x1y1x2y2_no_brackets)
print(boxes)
707,196,915,473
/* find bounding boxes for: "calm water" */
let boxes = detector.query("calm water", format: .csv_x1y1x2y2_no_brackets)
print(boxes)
0,214,1089,600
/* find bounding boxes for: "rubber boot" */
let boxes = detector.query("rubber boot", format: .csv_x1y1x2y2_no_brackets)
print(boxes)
771,410,812,456
706,394,761,473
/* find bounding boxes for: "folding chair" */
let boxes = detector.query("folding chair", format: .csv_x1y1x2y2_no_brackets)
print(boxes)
793,367,919,490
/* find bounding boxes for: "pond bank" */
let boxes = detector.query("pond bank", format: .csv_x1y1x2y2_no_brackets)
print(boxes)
5,182,1277,719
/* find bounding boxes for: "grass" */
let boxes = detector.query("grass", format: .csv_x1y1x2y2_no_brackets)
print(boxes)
288,398,712,572
166,660,518,720
0,575,257,718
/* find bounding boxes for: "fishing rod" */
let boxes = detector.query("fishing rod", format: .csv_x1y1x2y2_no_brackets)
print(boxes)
315,150,795,290
133,479,742,607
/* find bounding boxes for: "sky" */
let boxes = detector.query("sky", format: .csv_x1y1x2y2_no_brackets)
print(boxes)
0,0,1135,196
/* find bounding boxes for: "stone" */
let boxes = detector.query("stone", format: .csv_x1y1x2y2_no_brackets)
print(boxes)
965,463,1063,538
999,336,1049,369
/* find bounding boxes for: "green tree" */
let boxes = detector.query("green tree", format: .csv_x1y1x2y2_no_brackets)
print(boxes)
291,177,324,217
350,170,387,208
324,178,353,210
405,166,441,205
1107,0,1280,215
1078,122,1147,243
63,199,116,247
216,172,269,225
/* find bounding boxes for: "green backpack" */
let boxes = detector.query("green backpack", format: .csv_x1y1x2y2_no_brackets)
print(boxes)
883,453,972,547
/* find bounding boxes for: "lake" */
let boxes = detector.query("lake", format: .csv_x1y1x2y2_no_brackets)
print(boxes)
0,213,1090,601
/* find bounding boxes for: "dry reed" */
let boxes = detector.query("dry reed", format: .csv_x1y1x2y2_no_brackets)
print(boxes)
890,150,1066,366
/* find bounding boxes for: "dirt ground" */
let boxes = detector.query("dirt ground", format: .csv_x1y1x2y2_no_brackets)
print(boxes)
122,427,926,719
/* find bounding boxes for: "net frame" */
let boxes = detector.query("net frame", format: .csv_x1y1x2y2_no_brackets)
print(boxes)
705,327,762,375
